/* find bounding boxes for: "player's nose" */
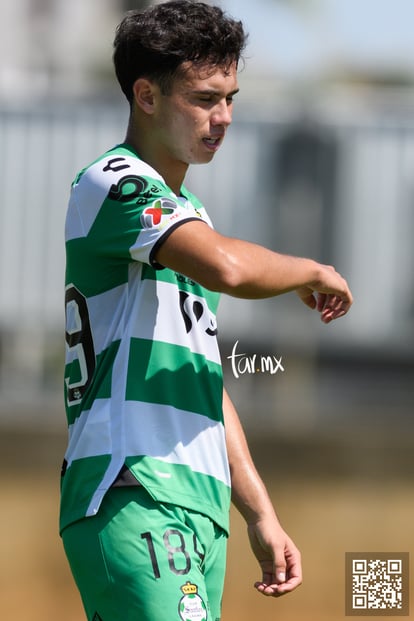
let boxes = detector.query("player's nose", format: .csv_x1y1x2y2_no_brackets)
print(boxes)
211,99,232,127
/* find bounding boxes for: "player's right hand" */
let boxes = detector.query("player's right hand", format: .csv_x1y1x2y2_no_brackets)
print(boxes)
295,264,353,323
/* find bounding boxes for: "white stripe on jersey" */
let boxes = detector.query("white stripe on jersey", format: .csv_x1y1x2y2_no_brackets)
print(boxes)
128,278,220,364
66,153,165,241
79,273,220,364
65,400,230,486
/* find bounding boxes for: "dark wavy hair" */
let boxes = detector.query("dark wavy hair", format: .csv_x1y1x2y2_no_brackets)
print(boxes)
113,0,247,104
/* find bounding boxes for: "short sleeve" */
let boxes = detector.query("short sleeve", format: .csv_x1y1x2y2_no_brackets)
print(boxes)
130,194,206,269
68,150,210,271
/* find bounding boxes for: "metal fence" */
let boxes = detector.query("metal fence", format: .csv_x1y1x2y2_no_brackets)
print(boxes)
1,98,413,408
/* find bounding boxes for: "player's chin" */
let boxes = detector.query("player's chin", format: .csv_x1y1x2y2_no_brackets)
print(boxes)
191,151,217,165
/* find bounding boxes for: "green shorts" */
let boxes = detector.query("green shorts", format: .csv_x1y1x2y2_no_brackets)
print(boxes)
62,486,228,621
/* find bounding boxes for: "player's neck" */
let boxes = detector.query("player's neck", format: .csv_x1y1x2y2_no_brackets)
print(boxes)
124,121,188,195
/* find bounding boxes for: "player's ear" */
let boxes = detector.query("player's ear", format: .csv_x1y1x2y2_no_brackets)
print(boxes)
132,78,157,114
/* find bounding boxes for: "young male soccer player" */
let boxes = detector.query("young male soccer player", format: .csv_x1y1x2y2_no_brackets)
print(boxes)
61,2,353,620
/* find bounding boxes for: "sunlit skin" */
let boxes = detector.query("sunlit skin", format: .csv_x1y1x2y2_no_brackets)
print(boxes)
125,62,239,194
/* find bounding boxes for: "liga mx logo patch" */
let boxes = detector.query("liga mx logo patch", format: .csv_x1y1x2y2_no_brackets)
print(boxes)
178,581,207,621
141,198,178,229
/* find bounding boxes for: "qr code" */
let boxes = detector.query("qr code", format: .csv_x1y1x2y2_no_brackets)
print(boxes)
345,553,409,616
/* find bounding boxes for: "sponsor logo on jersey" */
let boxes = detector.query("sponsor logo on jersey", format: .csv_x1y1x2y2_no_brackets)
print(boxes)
108,174,148,201
179,291,218,337
141,198,179,229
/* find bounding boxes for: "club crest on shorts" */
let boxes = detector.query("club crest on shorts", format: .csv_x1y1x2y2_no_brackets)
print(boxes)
178,581,207,621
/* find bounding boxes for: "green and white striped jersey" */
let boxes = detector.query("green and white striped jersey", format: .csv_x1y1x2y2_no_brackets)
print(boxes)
61,144,230,534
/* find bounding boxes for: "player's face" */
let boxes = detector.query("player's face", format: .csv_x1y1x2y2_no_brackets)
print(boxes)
153,62,239,167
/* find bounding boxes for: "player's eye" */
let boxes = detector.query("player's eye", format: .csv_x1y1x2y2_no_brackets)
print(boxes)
197,95,214,103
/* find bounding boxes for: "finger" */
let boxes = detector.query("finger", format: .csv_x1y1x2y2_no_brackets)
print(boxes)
274,555,287,585
296,287,316,309
254,554,302,597
254,576,301,597
321,295,352,323
316,292,327,312
254,580,284,597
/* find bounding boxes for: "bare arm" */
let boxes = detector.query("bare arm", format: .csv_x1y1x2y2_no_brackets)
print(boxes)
223,388,302,596
155,220,352,323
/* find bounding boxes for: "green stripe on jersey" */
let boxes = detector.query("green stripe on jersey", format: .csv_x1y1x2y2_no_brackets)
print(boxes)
66,236,130,297
141,263,220,312
126,456,231,534
60,454,111,533
126,339,222,421
65,185,148,296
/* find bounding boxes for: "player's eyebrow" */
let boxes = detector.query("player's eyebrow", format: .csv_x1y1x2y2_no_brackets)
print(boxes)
192,88,240,98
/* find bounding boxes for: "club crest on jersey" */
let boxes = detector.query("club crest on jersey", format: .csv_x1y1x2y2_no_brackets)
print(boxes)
178,582,207,621
141,198,178,229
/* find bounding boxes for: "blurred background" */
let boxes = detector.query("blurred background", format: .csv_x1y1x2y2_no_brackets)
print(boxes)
1,1,413,619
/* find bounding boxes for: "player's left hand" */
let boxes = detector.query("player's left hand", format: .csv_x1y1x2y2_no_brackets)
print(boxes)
247,518,302,597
